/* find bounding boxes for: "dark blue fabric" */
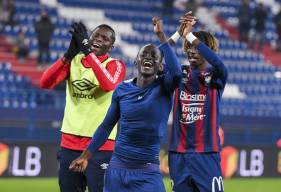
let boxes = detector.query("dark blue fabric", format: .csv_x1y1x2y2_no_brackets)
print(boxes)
88,42,181,164
103,163,165,192
57,147,112,192
168,152,223,192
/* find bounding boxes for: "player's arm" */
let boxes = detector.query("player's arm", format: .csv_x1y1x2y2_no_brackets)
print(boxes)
40,33,79,89
152,17,182,92
158,42,182,92
69,90,120,172
82,55,126,91
39,58,70,89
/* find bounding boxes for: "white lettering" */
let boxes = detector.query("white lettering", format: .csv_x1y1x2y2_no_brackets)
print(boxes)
250,149,264,176
180,91,206,102
212,176,224,192
25,147,41,176
239,149,264,177
12,146,25,176
11,146,42,176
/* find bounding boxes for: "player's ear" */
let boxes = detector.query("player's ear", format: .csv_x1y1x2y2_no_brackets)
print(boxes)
158,63,164,72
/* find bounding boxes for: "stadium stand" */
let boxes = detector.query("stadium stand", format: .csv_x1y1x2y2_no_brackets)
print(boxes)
0,0,281,145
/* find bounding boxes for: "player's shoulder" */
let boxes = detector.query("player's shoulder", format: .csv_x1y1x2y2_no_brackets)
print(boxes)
114,78,134,96
108,57,126,66
118,78,134,88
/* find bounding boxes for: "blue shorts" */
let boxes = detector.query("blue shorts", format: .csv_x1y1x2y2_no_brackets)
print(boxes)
168,152,224,192
57,147,112,192
103,159,165,192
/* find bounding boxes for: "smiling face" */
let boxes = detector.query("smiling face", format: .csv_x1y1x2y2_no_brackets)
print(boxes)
89,26,115,56
135,44,163,77
183,31,219,70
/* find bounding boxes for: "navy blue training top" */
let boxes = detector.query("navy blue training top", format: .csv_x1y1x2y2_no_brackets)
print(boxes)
88,42,181,164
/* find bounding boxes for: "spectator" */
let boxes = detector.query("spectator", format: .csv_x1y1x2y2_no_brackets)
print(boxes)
238,0,251,43
274,8,281,51
14,29,29,61
0,0,16,26
35,10,54,65
250,3,267,51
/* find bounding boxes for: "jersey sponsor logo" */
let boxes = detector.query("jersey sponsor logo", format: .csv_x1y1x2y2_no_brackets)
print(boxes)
179,91,206,124
100,163,109,170
180,91,206,101
212,176,224,192
72,78,97,99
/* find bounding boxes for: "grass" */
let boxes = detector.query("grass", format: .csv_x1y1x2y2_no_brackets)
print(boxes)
0,177,280,192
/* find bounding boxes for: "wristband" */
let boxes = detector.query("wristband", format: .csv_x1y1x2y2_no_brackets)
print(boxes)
170,31,180,43
185,32,197,44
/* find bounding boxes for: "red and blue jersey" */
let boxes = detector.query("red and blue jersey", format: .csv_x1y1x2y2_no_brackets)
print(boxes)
169,42,228,153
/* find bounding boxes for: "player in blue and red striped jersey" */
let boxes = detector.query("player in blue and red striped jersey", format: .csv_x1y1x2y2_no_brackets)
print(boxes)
168,13,228,192
69,17,182,192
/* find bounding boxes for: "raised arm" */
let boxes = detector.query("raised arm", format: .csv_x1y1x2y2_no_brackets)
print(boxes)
69,90,120,172
40,36,79,89
152,17,182,92
82,55,126,91
168,11,196,46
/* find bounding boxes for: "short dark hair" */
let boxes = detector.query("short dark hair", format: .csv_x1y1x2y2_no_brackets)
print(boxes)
92,24,116,44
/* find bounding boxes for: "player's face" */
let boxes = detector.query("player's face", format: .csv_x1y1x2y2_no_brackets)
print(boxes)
136,44,162,77
89,27,114,56
186,46,205,68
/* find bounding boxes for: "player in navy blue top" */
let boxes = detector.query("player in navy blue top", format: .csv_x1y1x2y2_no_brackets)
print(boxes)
69,17,182,192
168,13,228,192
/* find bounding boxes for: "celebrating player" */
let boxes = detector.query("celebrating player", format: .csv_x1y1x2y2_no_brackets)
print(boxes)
40,22,126,192
69,17,182,192
168,13,228,192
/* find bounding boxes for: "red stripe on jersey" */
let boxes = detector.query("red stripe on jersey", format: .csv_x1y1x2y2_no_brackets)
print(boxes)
60,133,115,151
175,88,187,153
211,89,219,151
195,83,205,152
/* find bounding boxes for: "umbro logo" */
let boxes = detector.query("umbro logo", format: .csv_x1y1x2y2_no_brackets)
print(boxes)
100,163,109,170
72,78,96,91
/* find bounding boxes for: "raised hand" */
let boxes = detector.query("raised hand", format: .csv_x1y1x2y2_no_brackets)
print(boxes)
180,12,197,37
152,16,167,43
70,22,93,55
64,35,79,62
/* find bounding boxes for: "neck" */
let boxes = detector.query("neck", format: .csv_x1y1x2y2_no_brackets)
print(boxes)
136,75,156,87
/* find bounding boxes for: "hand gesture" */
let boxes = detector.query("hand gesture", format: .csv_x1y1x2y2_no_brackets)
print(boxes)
69,150,91,172
179,12,196,36
152,16,167,43
69,22,93,55
152,16,163,34
64,36,79,62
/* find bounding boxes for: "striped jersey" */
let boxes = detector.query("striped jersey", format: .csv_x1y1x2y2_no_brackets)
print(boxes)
169,42,228,153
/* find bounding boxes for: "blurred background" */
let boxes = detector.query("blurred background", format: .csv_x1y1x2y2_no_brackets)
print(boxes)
0,0,281,191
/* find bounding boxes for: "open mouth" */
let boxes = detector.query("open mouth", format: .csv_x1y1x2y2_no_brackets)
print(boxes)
142,61,153,69
93,43,101,49
188,56,199,63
